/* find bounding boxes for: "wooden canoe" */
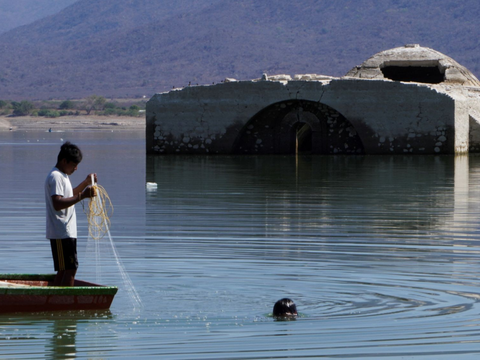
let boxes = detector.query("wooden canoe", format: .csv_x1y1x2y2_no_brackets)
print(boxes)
0,274,118,313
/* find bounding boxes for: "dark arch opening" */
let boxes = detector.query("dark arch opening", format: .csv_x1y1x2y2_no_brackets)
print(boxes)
231,100,364,155
381,66,444,84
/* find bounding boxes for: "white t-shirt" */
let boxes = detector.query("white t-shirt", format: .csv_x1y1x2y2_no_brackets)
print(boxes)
45,167,77,239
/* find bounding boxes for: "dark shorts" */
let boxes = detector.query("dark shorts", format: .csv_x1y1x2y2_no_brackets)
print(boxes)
50,238,78,271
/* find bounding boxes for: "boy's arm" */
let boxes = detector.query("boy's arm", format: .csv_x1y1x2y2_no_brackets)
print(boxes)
52,173,98,211
51,194,83,211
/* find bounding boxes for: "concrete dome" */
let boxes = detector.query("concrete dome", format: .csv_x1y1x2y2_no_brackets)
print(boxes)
345,44,480,87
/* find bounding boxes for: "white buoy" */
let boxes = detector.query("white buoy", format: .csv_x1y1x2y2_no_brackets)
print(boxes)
146,182,157,191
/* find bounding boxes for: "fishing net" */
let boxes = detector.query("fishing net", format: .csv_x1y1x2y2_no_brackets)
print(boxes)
83,182,113,240
80,179,142,310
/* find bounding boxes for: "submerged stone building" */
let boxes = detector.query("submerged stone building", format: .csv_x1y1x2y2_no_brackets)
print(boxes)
146,45,480,155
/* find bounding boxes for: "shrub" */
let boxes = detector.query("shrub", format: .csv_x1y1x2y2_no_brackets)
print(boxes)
12,101,34,116
46,111,60,118
38,109,61,118
103,108,117,115
59,100,75,110
128,108,140,117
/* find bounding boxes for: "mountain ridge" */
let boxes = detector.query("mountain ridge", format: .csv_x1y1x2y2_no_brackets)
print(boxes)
0,0,77,35
0,0,479,100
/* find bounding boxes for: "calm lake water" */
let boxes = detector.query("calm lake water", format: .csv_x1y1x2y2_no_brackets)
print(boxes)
2,128,480,359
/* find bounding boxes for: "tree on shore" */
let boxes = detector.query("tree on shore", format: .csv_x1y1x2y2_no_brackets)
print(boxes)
84,95,106,115
12,100,34,116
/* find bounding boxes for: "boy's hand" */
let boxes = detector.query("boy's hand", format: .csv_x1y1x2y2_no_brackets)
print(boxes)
82,186,97,199
85,173,97,185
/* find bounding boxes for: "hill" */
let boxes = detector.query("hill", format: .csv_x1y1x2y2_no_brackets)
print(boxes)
0,0,77,34
0,0,479,100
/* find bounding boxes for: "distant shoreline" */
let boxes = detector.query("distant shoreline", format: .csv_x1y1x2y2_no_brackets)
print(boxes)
0,115,146,131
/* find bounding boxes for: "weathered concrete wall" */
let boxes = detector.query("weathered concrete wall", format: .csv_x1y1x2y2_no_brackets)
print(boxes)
469,109,480,152
464,88,480,152
320,80,455,154
147,78,462,155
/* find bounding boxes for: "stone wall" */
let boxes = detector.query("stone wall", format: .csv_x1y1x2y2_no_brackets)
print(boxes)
146,77,471,155
323,80,456,154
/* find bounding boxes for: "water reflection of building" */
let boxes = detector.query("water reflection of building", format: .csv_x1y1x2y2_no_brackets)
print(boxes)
454,155,469,224
147,45,480,155
146,155,462,243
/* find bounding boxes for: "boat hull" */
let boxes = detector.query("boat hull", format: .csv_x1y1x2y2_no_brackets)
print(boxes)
0,274,118,313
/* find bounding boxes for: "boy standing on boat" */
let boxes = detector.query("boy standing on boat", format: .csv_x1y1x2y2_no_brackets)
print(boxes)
45,142,97,286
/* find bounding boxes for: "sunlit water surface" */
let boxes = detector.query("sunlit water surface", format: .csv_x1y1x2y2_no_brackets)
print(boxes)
2,130,480,359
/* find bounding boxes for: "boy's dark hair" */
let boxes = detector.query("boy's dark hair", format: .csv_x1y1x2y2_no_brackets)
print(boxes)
57,141,83,164
273,298,297,317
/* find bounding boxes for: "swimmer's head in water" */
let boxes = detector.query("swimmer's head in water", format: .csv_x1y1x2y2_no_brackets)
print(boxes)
273,298,297,318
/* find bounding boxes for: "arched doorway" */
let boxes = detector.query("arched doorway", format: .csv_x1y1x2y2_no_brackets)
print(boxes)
294,122,312,154
232,100,364,155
